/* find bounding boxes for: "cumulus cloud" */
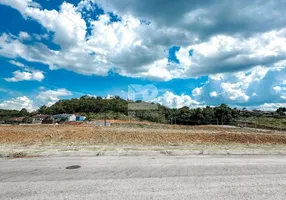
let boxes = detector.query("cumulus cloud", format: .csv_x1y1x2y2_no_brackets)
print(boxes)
192,65,286,107
4,61,44,82
1,0,286,108
36,88,72,106
5,70,44,82
0,88,73,111
0,0,285,81
0,96,35,111
152,91,199,108
94,0,286,38
176,30,286,77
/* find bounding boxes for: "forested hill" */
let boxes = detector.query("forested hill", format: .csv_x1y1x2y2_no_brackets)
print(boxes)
1,95,286,124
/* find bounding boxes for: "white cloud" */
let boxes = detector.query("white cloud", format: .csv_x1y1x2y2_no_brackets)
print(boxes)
25,2,87,49
19,32,30,40
105,94,113,99
9,60,25,68
4,61,44,82
210,91,218,97
1,0,285,81
152,91,199,108
192,65,286,107
143,59,173,81
4,70,44,82
274,86,282,92
220,82,249,102
192,87,203,97
0,96,35,111
0,0,40,14
0,88,73,111
0,33,28,58
0,0,286,108
176,31,286,77
256,103,286,111
36,88,72,106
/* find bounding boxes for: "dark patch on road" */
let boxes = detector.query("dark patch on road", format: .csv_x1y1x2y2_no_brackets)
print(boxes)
65,165,81,170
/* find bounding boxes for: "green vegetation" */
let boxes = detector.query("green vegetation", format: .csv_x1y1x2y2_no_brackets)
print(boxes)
37,96,239,124
1,95,286,130
0,108,30,121
241,117,286,130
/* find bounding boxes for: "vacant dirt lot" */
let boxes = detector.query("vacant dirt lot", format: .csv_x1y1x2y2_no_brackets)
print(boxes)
1,124,286,146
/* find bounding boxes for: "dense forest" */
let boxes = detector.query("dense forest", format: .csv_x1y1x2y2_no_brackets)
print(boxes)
1,95,286,125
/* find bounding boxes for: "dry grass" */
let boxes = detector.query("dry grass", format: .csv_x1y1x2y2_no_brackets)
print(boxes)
1,125,286,146
8,152,28,158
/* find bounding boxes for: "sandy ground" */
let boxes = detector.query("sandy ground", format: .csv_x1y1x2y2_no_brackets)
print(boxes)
1,124,286,146
1,124,286,157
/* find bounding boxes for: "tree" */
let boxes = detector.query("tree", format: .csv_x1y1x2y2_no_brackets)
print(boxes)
203,106,215,124
194,108,205,124
214,104,233,124
0,95,273,125
276,107,286,115
19,108,29,116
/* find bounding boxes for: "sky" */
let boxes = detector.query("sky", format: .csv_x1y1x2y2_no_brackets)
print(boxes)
0,0,286,111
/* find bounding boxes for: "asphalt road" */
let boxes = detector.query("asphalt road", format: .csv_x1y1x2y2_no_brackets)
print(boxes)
1,155,286,200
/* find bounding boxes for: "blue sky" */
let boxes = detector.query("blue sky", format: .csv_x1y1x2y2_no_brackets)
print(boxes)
0,0,286,111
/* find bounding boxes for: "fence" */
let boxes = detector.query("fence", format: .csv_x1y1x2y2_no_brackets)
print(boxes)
235,120,286,131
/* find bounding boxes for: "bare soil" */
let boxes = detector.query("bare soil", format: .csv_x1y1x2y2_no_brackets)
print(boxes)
1,124,286,146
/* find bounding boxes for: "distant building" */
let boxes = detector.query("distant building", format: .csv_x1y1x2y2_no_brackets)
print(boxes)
52,114,76,122
76,116,86,121
7,117,25,124
32,114,50,124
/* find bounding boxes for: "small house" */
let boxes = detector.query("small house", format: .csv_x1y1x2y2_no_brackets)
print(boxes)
32,114,50,124
7,117,25,124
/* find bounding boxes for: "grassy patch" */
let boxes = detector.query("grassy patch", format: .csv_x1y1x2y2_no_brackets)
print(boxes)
241,117,286,130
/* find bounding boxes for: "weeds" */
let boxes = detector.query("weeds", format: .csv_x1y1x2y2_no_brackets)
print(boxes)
9,152,27,158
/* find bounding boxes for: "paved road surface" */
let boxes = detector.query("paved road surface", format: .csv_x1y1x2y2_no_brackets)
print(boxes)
1,155,286,200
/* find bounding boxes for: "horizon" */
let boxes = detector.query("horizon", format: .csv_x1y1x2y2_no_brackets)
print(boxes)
1,0,286,112
0,94,282,112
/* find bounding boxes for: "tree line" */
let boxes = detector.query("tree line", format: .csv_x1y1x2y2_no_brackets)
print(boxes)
1,95,286,125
